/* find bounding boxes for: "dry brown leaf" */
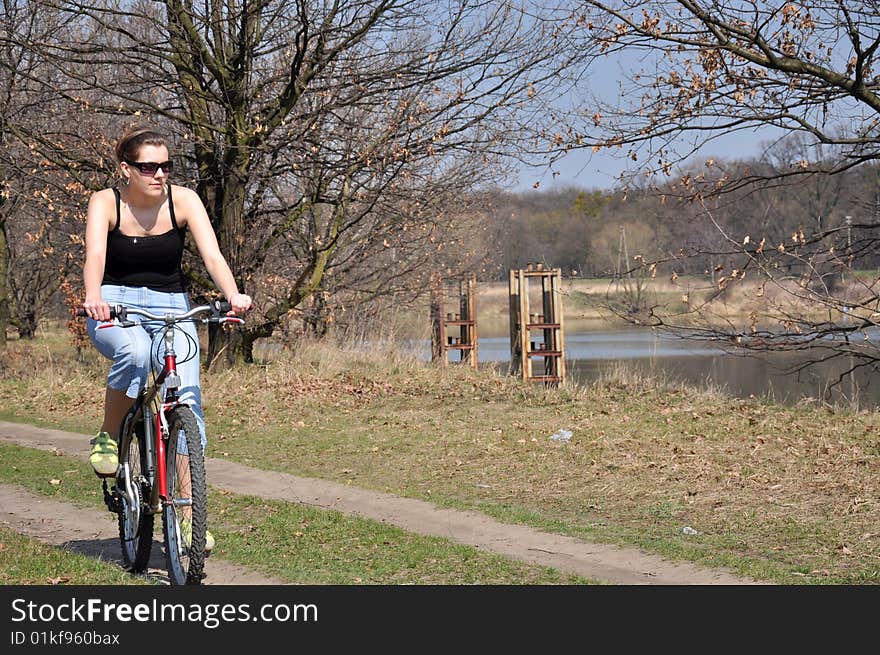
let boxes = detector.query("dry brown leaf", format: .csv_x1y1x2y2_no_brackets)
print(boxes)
48,479,61,486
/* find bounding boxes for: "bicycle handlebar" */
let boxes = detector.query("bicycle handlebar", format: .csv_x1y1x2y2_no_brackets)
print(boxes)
76,300,244,325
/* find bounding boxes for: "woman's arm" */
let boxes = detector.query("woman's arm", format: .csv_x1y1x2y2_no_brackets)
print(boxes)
176,186,253,315
82,190,113,321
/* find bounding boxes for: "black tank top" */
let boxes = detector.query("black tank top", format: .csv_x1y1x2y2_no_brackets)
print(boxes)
102,185,188,292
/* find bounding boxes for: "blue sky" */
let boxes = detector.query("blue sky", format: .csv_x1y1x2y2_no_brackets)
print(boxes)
507,36,793,194
512,124,787,193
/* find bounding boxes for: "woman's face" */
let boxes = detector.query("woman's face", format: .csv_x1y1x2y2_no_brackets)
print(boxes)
121,144,171,197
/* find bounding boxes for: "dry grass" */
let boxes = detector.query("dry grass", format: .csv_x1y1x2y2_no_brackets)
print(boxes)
471,275,861,328
2,330,879,583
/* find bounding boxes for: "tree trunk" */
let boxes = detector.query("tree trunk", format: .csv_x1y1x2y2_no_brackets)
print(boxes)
205,324,246,370
204,165,249,369
303,290,329,338
17,311,36,339
0,220,8,347
241,331,258,364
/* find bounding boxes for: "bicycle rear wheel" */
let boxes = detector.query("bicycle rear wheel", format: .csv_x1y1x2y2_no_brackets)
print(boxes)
117,414,154,572
162,406,207,585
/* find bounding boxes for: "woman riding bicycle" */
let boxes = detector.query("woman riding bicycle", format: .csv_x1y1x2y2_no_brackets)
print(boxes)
81,125,252,551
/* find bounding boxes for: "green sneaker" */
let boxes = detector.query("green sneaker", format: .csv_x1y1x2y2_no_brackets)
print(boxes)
179,517,214,552
88,432,118,476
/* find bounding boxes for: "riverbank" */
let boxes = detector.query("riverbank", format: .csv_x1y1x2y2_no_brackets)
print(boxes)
376,274,851,350
1,333,878,583
454,273,856,324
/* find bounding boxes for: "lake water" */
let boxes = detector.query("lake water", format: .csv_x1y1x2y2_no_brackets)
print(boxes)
403,321,880,409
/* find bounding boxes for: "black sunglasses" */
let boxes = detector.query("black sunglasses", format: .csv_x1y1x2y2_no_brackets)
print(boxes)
124,159,173,175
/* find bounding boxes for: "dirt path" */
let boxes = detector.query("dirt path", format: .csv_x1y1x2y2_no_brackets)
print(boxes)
0,420,762,585
0,484,284,585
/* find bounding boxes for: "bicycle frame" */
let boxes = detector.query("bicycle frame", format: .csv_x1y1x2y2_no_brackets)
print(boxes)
120,328,183,515
95,302,242,516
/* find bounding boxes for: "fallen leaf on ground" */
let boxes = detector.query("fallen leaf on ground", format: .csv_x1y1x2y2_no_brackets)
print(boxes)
48,479,61,486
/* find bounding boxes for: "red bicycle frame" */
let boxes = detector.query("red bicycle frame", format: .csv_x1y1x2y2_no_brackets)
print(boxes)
154,348,182,502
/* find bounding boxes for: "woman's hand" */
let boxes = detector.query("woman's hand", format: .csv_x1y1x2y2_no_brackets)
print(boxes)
83,297,111,322
228,293,253,316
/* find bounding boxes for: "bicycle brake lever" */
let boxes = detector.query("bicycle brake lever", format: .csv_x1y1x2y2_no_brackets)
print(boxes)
97,318,136,329
204,316,245,325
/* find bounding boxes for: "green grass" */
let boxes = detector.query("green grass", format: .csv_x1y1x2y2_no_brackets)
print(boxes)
0,525,151,586
212,492,594,584
2,332,880,584
0,442,594,585
198,377,874,584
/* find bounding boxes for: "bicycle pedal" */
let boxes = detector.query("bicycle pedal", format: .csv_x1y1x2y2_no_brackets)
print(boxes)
101,480,120,513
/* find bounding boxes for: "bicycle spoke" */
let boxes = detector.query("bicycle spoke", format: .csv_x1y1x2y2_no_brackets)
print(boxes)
162,407,206,585
116,414,153,572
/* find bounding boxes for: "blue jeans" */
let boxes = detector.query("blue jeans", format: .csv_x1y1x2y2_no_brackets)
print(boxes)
87,284,206,454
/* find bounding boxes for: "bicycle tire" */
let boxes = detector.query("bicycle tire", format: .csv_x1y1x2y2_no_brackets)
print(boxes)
117,414,154,572
162,406,207,585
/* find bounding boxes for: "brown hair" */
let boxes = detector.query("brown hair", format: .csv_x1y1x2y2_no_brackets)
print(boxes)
115,127,168,163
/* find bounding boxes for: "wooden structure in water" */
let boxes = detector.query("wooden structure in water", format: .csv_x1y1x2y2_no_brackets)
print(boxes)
430,272,478,368
508,264,565,384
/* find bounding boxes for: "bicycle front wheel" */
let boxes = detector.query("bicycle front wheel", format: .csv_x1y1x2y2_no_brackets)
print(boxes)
117,415,154,573
162,407,207,586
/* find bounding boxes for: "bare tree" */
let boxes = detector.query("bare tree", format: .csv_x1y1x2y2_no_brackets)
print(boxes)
0,0,42,344
7,0,567,364
550,2,880,188
0,0,95,343
529,1,880,389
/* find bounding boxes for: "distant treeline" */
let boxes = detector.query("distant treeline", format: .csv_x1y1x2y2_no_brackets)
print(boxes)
478,157,880,280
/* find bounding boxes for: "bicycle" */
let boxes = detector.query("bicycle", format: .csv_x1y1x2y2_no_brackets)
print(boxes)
76,300,243,585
